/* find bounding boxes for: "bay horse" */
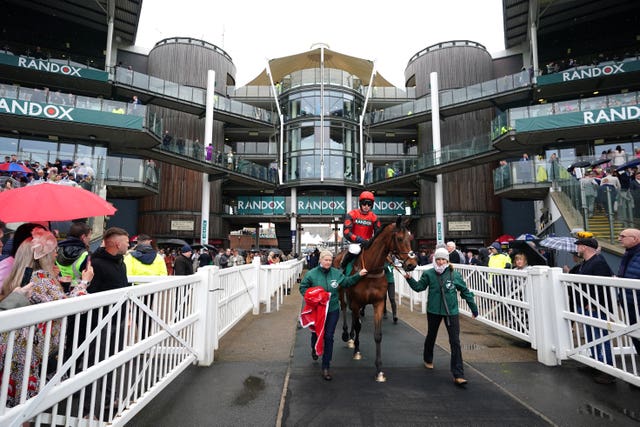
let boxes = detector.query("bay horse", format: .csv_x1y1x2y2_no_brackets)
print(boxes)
334,215,417,382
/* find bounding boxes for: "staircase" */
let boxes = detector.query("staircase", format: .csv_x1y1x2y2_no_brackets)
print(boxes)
586,212,625,242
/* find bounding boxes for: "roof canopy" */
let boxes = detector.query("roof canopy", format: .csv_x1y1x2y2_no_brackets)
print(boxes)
245,47,395,87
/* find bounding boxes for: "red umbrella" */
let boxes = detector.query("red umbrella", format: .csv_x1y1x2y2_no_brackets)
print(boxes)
494,234,515,244
0,163,32,173
0,183,116,222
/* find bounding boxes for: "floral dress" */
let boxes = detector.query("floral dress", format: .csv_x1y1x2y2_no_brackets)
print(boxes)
0,270,87,407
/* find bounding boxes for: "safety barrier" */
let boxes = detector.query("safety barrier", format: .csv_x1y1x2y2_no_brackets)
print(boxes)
0,259,303,426
394,264,639,387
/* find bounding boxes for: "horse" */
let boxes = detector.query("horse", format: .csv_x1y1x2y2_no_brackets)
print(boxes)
334,215,417,382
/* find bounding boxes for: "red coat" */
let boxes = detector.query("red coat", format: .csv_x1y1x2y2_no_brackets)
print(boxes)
299,286,330,355
343,208,381,243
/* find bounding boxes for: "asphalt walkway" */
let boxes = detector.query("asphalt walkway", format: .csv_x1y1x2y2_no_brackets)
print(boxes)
131,282,640,427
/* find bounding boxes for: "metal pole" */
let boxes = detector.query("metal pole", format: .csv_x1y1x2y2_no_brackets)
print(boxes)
431,72,444,245
104,0,115,72
201,70,215,245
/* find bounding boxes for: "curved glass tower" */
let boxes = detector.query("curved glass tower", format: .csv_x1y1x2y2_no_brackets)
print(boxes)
278,65,364,186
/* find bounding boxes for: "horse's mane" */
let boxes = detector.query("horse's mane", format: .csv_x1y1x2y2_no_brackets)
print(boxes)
369,221,397,245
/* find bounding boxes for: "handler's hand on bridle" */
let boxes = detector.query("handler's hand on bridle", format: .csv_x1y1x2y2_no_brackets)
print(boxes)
359,268,368,276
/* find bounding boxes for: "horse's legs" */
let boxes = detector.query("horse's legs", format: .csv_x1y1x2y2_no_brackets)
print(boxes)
373,300,386,382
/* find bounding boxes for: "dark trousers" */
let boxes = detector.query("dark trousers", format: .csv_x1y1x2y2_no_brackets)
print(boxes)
424,312,464,379
384,281,397,316
311,309,340,370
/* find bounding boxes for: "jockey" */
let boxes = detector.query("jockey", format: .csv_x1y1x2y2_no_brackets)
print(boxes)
340,191,382,270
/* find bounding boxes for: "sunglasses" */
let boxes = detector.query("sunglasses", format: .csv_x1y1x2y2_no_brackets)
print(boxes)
360,200,373,207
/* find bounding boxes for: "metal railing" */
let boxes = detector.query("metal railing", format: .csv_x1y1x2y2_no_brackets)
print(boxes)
394,264,640,386
366,133,494,184
111,67,274,124
491,91,640,139
0,259,303,426
365,69,531,125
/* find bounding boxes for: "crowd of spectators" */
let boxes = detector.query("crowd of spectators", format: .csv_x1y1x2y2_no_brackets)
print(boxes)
0,155,95,191
541,49,640,75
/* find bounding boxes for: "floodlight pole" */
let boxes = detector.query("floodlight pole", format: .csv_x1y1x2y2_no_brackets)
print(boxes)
431,72,444,245
201,70,215,245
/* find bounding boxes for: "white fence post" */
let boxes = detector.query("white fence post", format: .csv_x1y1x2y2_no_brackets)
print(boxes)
529,266,570,366
195,266,219,366
252,257,261,315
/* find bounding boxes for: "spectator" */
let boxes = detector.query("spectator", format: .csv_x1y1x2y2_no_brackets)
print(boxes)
124,234,167,280
198,248,213,268
569,237,615,384
487,242,511,268
56,222,91,288
162,130,173,149
0,222,47,288
174,245,194,275
617,229,640,358
205,143,213,161
229,248,245,267
79,227,129,418
0,228,92,408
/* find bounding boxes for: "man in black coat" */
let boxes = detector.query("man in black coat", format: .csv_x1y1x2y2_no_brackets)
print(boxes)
569,238,615,384
89,227,130,293
174,245,194,275
79,227,130,418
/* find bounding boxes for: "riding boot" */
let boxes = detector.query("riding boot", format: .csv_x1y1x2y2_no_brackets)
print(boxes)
340,251,355,272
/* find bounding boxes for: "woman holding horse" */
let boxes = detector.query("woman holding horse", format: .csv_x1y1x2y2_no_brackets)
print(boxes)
300,250,367,381
403,247,478,386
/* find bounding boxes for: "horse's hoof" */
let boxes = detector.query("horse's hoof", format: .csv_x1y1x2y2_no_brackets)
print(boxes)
375,372,387,382
347,339,355,349
353,352,362,360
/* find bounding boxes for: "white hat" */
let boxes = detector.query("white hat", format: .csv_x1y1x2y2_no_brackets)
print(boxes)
433,247,449,261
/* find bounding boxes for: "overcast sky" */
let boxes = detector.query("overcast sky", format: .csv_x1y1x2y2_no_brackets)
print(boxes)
135,1,505,88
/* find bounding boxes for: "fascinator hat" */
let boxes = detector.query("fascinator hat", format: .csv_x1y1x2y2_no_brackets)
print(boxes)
31,228,58,260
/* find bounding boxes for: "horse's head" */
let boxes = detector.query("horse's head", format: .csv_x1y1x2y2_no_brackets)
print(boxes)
388,216,417,272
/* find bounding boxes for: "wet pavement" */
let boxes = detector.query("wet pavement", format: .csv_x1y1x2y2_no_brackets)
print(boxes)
132,282,640,427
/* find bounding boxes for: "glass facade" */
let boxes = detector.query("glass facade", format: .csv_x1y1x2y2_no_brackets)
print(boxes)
280,68,363,184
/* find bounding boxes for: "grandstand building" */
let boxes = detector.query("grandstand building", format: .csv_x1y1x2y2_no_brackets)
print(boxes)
0,0,639,257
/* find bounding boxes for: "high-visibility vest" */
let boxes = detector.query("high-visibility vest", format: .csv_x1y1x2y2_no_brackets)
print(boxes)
56,250,89,282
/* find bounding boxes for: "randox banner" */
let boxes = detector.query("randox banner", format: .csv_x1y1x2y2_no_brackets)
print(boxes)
515,103,640,132
537,60,640,85
0,53,109,81
237,196,286,215
0,97,144,129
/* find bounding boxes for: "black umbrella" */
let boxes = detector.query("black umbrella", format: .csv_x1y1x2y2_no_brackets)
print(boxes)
590,158,611,167
158,238,189,247
570,160,591,168
191,243,217,251
509,240,548,266
615,158,640,172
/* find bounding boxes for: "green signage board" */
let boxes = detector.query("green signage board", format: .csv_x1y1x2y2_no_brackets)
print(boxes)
237,196,286,215
537,60,640,86
0,53,109,82
515,103,640,133
235,195,407,216
0,98,144,129
297,196,345,215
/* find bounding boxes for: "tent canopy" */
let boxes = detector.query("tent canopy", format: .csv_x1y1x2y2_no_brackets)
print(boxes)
245,47,395,87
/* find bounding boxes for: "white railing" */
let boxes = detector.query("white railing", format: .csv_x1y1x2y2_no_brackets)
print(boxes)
394,264,640,387
0,260,303,426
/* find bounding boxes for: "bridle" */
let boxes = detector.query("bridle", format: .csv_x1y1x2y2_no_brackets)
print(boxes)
387,226,416,273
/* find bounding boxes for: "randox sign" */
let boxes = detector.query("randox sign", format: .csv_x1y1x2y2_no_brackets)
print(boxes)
0,53,109,82
0,98,73,119
0,97,144,129
536,59,640,85
515,103,640,132
236,196,286,215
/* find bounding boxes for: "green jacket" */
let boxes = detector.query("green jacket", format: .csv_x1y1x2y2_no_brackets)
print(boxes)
406,266,478,316
299,266,363,312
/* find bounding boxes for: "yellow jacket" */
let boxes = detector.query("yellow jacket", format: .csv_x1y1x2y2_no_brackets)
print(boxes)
124,248,168,280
